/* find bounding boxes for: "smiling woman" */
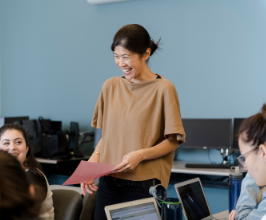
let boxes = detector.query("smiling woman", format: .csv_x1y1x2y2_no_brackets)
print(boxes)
111,24,160,83
0,124,54,220
0,124,40,169
81,24,186,220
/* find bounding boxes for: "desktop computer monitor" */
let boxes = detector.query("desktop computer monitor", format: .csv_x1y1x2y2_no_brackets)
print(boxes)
179,119,232,149
0,116,29,127
233,118,246,149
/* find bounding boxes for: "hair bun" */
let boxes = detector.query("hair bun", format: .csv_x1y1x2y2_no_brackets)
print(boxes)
262,104,266,120
150,38,161,56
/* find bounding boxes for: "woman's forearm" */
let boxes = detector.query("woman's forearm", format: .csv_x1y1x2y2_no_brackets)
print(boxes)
88,138,102,163
138,134,179,161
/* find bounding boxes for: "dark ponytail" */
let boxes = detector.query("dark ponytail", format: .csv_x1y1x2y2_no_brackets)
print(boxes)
111,24,160,60
150,39,160,56
239,104,266,147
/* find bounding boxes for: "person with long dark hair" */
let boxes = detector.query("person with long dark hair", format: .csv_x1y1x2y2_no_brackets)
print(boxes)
0,124,54,220
81,24,186,219
0,150,43,220
229,104,266,220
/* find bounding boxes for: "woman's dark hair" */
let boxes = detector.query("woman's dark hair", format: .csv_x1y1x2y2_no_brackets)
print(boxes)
111,24,160,59
0,150,40,219
0,124,42,170
238,104,266,147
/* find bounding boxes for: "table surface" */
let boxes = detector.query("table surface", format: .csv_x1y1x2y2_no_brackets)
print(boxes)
36,156,90,164
213,210,229,219
171,161,244,176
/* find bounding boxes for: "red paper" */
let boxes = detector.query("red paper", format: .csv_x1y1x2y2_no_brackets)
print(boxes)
63,161,116,185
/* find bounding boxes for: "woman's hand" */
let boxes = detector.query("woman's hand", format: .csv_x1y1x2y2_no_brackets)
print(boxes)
81,179,98,196
229,210,236,220
112,150,142,173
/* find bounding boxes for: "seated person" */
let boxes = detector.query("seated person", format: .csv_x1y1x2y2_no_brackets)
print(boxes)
0,150,42,220
229,104,266,220
0,124,54,220
229,172,265,220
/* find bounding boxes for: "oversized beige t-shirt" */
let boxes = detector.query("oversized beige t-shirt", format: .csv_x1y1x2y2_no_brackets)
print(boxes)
91,75,186,188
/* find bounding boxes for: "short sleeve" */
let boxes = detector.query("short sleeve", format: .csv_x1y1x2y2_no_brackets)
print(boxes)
91,88,104,129
163,83,186,144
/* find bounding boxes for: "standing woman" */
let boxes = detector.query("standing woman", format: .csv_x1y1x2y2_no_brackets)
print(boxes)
81,24,186,219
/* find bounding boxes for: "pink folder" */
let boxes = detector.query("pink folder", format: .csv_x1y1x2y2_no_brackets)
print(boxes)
63,161,116,185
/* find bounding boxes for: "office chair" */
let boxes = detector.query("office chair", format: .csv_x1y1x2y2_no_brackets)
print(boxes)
68,122,84,157
52,189,82,220
68,122,96,157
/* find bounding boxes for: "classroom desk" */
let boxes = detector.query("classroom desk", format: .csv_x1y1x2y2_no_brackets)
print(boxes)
36,156,90,164
213,210,229,219
36,156,90,175
171,161,245,176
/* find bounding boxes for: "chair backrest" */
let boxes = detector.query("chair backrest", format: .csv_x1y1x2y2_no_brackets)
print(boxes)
52,189,82,220
93,128,102,149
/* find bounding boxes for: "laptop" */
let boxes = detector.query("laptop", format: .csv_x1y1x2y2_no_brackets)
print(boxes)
175,178,228,220
105,197,162,220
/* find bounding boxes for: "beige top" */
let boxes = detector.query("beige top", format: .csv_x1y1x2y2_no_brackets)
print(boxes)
91,75,186,188
38,170,54,220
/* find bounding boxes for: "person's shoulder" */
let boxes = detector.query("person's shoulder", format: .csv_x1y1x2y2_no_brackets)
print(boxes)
27,168,46,183
157,75,177,92
102,77,122,89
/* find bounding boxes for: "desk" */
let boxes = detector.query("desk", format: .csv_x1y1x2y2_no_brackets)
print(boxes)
36,156,90,175
170,161,246,189
171,161,245,176
37,156,90,164
213,210,229,219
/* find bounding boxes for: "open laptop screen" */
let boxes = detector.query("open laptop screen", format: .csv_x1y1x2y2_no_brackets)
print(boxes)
109,202,160,220
177,182,211,220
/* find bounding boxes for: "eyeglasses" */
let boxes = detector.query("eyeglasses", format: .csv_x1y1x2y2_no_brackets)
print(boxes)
237,147,258,168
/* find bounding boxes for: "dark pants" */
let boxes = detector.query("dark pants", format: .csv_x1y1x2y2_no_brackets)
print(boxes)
94,177,156,220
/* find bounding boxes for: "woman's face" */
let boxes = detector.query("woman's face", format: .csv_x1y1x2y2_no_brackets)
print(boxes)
114,46,147,81
238,136,266,186
0,129,29,166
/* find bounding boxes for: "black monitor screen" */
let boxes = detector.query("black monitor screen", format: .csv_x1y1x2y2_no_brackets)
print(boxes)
233,118,246,149
4,116,29,124
180,119,232,149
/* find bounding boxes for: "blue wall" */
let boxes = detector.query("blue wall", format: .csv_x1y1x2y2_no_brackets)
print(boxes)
1,0,266,159
1,0,266,127
1,0,266,214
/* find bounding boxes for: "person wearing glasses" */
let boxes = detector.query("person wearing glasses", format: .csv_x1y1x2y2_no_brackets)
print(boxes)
229,104,266,220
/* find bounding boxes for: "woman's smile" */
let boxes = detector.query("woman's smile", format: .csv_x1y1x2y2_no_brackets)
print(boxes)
122,68,133,75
